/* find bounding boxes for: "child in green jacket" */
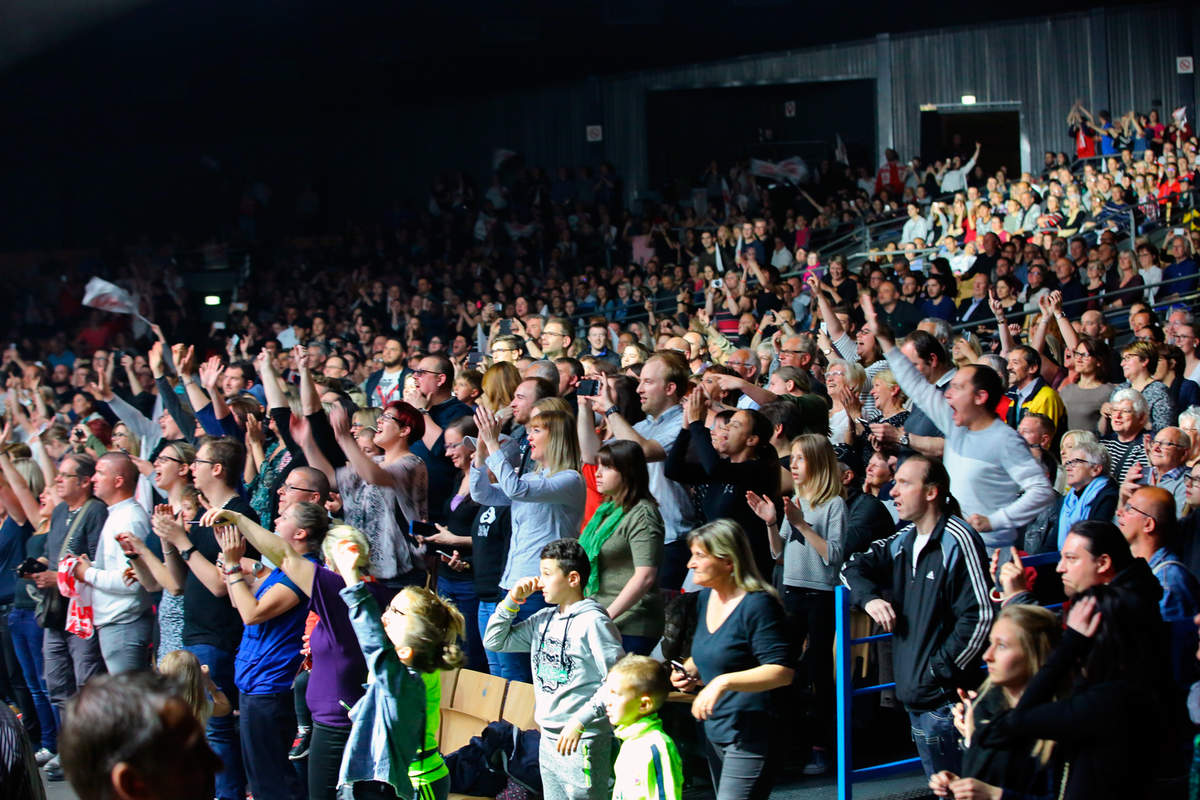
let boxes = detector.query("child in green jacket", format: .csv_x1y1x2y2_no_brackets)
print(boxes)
603,655,683,800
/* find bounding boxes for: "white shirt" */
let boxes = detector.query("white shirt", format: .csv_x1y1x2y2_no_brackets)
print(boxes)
85,497,152,627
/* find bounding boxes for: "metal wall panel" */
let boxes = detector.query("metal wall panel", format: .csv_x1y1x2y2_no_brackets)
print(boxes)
383,4,1192,209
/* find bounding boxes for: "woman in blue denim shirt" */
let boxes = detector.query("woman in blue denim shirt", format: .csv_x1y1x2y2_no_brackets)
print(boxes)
328,537,466,800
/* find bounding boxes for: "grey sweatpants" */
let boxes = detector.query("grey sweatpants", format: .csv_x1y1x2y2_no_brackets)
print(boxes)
539,732,612,800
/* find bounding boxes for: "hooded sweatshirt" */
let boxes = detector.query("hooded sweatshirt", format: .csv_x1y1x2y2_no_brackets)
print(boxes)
484,597,625,735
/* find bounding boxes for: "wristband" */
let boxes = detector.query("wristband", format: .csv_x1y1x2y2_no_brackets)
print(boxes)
126,552,140,560
229,577,245,586
223,565,242,576
604,406,620,418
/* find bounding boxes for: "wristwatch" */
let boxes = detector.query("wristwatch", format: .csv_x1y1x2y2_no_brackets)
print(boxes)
604,406,621,417
180,546,197,562
899,431,911,448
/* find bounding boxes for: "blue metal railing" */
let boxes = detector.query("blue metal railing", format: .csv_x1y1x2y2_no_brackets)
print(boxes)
834,549,1062,799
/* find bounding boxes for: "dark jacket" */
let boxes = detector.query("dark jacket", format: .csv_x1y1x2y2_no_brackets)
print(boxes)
974,630,1164,800
842,485,895,557
840,514,994,710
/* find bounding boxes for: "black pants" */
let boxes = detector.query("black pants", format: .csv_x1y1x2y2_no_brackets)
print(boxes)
241,690,303,800
308,722,351,800
782,586,835,750
294,668,312,728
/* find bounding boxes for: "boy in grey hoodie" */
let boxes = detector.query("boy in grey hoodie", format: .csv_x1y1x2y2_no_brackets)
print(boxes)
484,539,625,800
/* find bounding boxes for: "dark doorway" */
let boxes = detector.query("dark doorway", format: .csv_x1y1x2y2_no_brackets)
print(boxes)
646,80,876,200
920,108,1020,178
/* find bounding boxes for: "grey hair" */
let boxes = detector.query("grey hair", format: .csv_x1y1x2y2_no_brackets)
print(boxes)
1069,439,1110,473
919,317,952,345
828,358,866,393
524,359,560,386
977,354,1009,390
1178,406,1200,431
1109,387,1150,421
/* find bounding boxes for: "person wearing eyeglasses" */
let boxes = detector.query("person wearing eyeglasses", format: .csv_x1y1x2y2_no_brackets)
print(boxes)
1052,441,1120,552
1121,427,1192,516
1117,486,1200,629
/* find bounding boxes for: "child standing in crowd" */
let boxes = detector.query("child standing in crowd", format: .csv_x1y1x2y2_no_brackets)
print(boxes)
484,539,625,800
604,655,683,800
329,538,465,800
157,649,231,728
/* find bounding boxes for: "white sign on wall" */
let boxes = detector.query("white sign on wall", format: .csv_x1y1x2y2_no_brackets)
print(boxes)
1179,56,1194,74
586,125,603,142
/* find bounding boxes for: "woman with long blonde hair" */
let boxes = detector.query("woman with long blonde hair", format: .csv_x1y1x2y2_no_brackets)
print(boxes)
471,406,585,681
746,433,847,776
928,603,1060,798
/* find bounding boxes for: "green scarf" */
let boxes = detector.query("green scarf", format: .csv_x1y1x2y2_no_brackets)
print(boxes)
578,500,627,596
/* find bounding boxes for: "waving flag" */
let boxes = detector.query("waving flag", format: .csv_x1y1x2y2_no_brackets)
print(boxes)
82,277,152,326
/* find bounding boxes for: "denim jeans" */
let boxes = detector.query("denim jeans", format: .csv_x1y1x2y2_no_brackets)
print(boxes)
477,602,504,676
908,703,962,778
480,592,549,683
97,613,154,673
437,575,486,672
8,609,56,751
0,607,40,745
185,644,246,800
42,626,105,717
240,690,302,800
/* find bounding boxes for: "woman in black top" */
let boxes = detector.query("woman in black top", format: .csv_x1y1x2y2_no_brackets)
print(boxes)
665,390,780,580
669,520,793,800
419,415,486,672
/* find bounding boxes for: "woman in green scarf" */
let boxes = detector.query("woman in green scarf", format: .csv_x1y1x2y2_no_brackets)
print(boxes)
578,440,665,655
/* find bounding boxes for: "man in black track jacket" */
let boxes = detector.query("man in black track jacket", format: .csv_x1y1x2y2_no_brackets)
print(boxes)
840,455,993,779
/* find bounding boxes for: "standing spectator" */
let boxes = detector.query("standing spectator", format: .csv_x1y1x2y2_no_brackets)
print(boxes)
1114,341,1175,433
365,338,406,408
669,521,793,800
1099,388,1151,484
406,352,474,525
599,354,701,590
747,433,847,777
862,296,1055,551
215,505,322,800
576,436,665,656
1058,337,1115,434
471,407,585,682
665,391,780,580
74,453,152,673
36,453,106,783
153,437,258,800
841,456,993,778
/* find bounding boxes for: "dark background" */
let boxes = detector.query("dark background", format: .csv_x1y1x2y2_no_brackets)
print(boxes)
0,0,1155,251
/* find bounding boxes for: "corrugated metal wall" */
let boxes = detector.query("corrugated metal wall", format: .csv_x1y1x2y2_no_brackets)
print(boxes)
381,4,1193,209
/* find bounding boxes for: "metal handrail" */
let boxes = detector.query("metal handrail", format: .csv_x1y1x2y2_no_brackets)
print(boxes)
834,550,1062,799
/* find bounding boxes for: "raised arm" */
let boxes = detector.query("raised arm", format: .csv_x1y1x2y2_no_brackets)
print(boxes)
595,373,666,461
807,274,847,340
217,526,301,625
200,507,314,596
329,403,394,488
577,394,601,466
0,446,41,525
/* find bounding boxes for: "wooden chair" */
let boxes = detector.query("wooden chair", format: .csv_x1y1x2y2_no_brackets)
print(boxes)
499,680,535,730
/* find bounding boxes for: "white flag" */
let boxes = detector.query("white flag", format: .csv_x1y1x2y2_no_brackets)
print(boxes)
82,277,152,327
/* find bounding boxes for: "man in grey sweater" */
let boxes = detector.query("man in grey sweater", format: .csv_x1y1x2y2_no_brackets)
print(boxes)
860,295,1055,551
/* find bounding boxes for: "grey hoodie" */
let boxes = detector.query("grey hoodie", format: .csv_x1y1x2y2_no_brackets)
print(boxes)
484,597,625,735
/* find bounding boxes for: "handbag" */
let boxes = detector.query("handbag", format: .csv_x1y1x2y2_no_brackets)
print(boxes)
35,500,98,630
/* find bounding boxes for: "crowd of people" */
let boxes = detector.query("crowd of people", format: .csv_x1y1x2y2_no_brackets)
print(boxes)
1,111,1200,800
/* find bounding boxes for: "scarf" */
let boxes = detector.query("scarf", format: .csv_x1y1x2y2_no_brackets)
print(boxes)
578,501,627,596
1058,476,1108,548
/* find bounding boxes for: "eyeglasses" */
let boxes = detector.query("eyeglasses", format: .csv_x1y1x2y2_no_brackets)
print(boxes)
155,455,184,465
1063,458,1091,468
1072,351,1092,358
543,330,570,338
1110,407,1135,417
1184,475,1200,487
1121,501,1153,519
1151,439,1188,450
378,414,399,425
779,349,806,356
281,484,318,494
193,459,217,466
411,369,444,377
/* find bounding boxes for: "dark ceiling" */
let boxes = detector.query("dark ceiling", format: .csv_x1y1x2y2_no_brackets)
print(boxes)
0,0,1160,112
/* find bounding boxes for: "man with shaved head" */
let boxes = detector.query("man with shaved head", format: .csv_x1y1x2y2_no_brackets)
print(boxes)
76,453,153,673
1117,486,1200,625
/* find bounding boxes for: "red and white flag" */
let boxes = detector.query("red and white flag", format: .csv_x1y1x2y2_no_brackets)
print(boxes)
82,277,152,326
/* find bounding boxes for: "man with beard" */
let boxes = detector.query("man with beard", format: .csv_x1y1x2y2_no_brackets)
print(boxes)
363,338,405,408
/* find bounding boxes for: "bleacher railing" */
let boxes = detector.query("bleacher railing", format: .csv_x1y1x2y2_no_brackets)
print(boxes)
833,550,1062,800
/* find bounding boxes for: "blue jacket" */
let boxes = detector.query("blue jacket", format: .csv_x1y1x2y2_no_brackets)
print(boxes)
337,581,426,800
